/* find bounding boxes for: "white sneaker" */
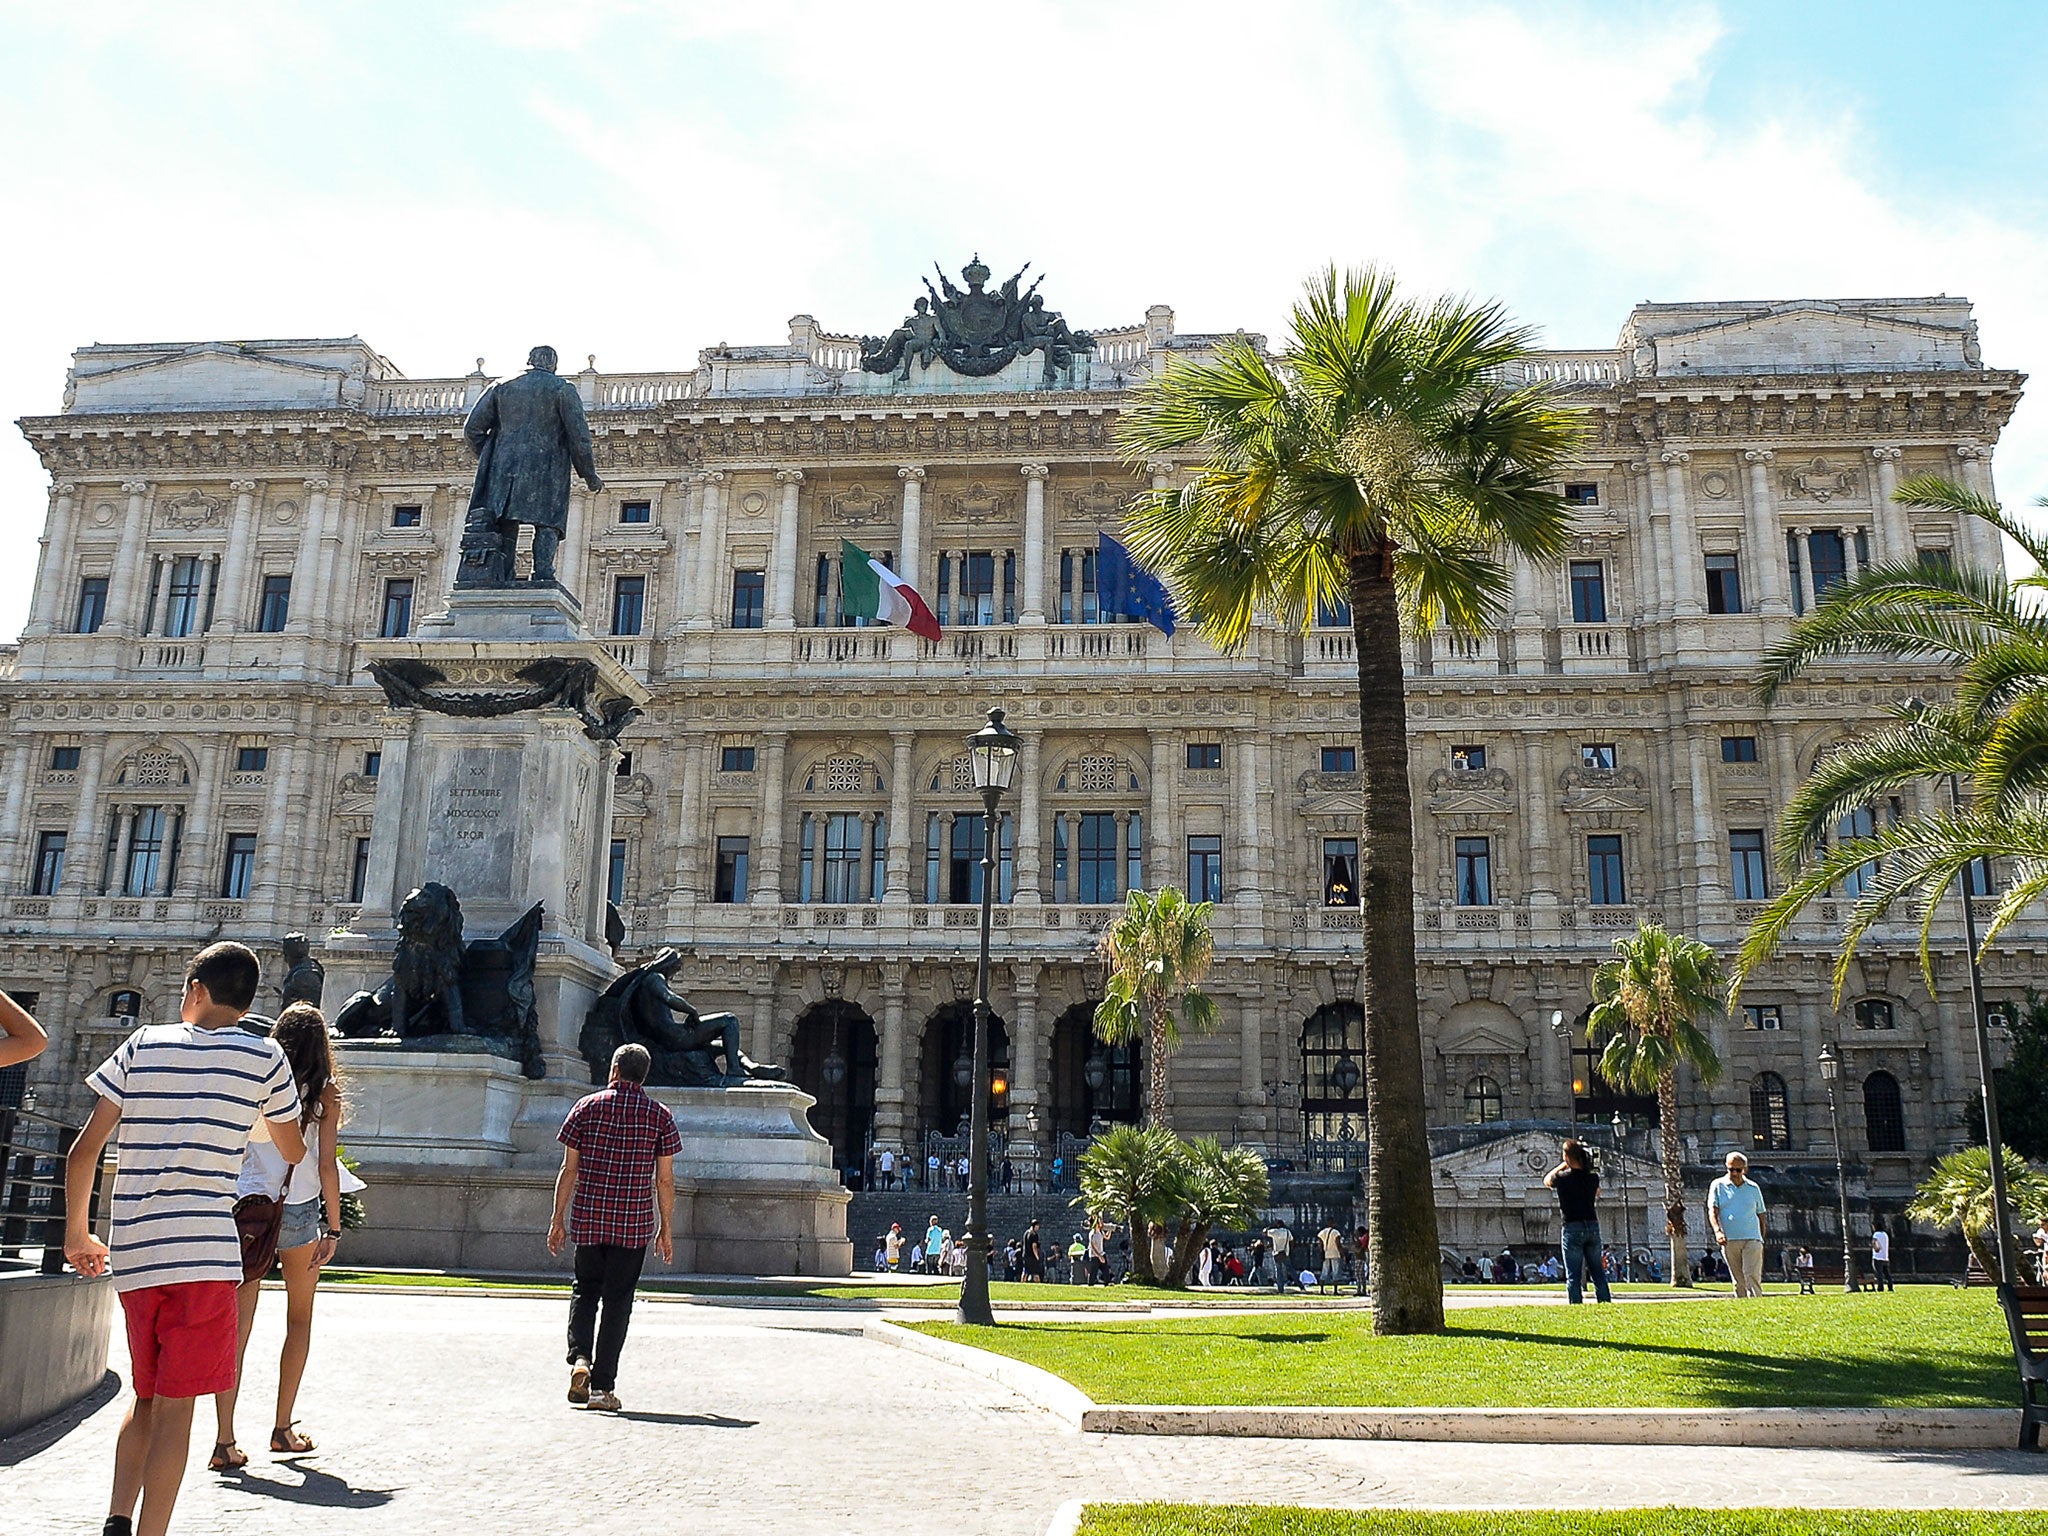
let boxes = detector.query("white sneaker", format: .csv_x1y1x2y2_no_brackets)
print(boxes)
586,1389,621,1413
567,1362,590,1405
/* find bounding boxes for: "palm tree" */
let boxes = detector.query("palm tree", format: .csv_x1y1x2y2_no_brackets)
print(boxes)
1093,886,1220,1127
1118,266,1583,1335
1905,1145,2048,1281
1158,1138,1272,1290
1072,1123,1177,1283
1585,922,1726,1287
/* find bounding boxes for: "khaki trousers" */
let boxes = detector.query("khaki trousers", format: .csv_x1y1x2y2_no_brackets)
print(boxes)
1725,1238,1765,1297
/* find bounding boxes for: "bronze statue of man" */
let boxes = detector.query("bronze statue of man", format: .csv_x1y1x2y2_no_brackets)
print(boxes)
459,345,604,586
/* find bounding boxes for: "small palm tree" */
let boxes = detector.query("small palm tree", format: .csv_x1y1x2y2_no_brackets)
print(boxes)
1158,1139,1273,1290
1072,1123,1178,1284
1586,922,1726,1287
1905,1145,2048,1281
1118,266,1583,1336
1094,886,1220,1127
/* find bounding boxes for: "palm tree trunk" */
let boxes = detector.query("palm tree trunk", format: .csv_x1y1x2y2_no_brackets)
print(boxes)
1148,1003,1170,1127
1349,549,1445,1335
1129,1214,1157,1284
1657,1067,1692,1287
1163,1221,1206,1288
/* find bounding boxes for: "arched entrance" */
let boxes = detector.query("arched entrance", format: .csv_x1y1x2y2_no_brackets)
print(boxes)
1301,1001,1367,1167
1047,1000,1142,1138
917,1001,1009,1142
788,1000,878,1182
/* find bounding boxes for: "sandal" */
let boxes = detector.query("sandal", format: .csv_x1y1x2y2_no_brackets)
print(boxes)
271,1424,316,1455
208,1441,248,1472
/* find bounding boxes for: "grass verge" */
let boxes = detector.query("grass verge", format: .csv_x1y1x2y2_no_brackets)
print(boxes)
919,1289,2015,1408
1077,1511,2044,1536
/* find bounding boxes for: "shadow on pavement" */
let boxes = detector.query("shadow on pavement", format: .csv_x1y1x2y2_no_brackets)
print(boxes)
616,1410,758,1429
228,1465,398,1509
0,1370,122,1466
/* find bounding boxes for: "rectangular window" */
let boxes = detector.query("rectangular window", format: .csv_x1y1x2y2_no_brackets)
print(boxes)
31,831,65,896
823,812,864,903
721,745,757,775
963,551,996,627
730,569,765,629
871,812,888,902
1743,1004,1784,1031
947,812,1014,903
350,837,371,903
1321,745,1357,773
1721,735,1759,764
1052,815,1068,902
610,575,646,637
926,812,943,903
619,500,652,525
380,578,415,638
1186,742,1223,771
935,555,951,627
608,839,627,905
1187,835,1223,903
163,556,204,638
1451,744,1486,772
1918,546,1953,572
1854,528,1871,570
1077,813,1118,904
814,553,833,628
1967,857,1997,897
715,836,750,903
75,577,109,634
1587,834,1626,905
1002,551,1017,626
1563,482,1600,507
125,806,168,896
257,573,292,632
1704,553,1743,614
50,745,80,771
220,833,257,900
1580,743,1615,771
1059,550,1074,625
1126,812,1143,894
1787,532,1805,616
391,504,423,528
1315,594,1352,628
615,751,633,778
1322,838,1359,907
234,746,268,773
1455,837,1493,906
1809,530,1847,599
363,750,382,779
1730,829,1769,901
1854,999,1895,1031
1568,561,1607,623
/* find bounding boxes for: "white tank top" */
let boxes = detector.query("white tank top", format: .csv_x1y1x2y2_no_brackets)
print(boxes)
238,1094,325,1204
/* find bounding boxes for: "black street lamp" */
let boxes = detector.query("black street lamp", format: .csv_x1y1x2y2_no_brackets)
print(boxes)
1552,1009,1576,1141
1610,1110,1630,1282
1818,1041,1862,1292
957,706,1019,1327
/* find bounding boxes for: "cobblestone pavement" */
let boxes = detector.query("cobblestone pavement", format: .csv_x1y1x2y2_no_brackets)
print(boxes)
6,1291,2044,1536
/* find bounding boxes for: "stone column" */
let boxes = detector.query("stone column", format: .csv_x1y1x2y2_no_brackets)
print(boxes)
751,732,788,902
1509,552,1544,670
283,478,329,634
1060,811,1081,903
1233,733,1260,903
437,484,468,600
250,742,298,919
0,739,36,888
875,963,908,1149
1113,811,1131,900
1869,447,1907,564
1796,531,1819,613
562,485,589,604
688,471,726,627
1685,729,1724,912
667,475,696,633
1661,451,1701,615
1020,464,1049,623
1237,994,1265,1133
1148,732,1173,891
1014,732,1042,900
750,991,777,1070
670,735,707,900
210,480,261,633
25,480,78,635
897,467,925,590
60,739,109,894
358,715,411,927
1742,450,1790,616
1955,443,2003,574
1523,737,1557,909
769,469,803,628
886,731,914,901
178,740,223,896
858,811,878,901
1010,964,1042,1119
112,807,136,896
103,480,151,635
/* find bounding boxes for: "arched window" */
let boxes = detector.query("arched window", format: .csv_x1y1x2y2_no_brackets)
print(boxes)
1300,1002,1367,1161
108,989,143,1020
1749,1072,1791,1151
1463,1075,1504,1124
1862,1070,1906,1153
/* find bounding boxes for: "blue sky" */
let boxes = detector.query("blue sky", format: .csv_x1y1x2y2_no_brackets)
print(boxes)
2,0,2044,638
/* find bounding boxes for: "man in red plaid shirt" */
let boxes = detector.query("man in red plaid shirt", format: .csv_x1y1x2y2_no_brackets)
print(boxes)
547,1043,680,1411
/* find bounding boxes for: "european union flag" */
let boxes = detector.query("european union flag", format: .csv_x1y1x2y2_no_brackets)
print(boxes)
1097,534,1178,636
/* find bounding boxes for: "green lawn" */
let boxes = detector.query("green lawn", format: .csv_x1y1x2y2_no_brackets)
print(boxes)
919,1289,2017,1408
1078,1511,2043,1536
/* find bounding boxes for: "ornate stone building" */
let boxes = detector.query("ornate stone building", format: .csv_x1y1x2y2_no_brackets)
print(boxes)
1,283,2034,1261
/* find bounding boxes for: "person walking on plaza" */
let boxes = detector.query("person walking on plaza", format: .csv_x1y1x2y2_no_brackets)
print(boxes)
925,1215,945,1275
1707,1152,1768,1298
1796,1246,1816,1293
1022,1219,1046,1282
1869,1224,1895,1291
1354,1225,1371,1295
0,986,47,1068
64,942,304,1536
1316,1221,1344,1294
211,1004,350,1470
1544,1139,1611,1305
884,1222,905,1272
1087,1219,1110,1285
1265,1219,1294,1293
548,1043,680,1413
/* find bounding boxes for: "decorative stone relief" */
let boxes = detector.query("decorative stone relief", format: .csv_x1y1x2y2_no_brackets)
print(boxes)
1780,457,1860,502
820,485,898,526
938,482,1013,522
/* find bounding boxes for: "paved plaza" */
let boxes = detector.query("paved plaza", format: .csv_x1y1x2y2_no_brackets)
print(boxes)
5,1290,2046,1536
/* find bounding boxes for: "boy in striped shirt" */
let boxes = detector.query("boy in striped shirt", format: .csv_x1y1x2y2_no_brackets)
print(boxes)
65,942,304,1536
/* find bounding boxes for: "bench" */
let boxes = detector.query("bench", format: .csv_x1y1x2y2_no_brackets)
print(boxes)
2000,1284,2048,1450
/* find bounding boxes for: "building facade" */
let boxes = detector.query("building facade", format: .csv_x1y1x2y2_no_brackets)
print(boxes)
0,284,2034,1260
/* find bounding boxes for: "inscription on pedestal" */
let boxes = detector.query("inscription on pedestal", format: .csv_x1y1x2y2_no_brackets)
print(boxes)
425,746,524,900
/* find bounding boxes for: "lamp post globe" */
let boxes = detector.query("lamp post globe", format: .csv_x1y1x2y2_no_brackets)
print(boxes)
958,706,1019,1327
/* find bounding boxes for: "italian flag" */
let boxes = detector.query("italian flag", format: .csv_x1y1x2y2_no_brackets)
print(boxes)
839,539,942,640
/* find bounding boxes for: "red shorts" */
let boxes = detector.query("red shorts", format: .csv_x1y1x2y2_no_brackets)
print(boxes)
118,1281,239,1400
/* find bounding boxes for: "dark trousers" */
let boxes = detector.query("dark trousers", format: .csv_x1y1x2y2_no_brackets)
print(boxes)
567,1243,647,1392
1871,1259,1893,1291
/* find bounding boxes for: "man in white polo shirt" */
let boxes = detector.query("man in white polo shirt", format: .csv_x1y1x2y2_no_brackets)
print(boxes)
65,942,302,1536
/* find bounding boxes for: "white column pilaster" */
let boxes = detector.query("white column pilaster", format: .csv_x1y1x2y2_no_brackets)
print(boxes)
210,480,260,633
667,475,697,634
0,741,36,887
886,731,914,902
1020,464,1048,623
1955,443,2004,575
688,471,726,627
1014,733,1041,901
25,480,78,634
769,469,803,628
1661,451,1701,615
752,731,788,902
1742,450,1790,616
1148,731,1173,891
897,466,925,590
1869,448,1907,565
60,740,108,894
1233,733,1260,903
179,741,224,896
562,485,589,604
104,480,151,635
284,478,329,634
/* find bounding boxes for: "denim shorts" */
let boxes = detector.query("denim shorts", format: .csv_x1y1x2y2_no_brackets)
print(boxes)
278,1197,323,1252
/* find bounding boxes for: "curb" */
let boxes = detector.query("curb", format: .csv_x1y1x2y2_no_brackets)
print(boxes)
1043,1499,1085,1536
866,1320,2019,1448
